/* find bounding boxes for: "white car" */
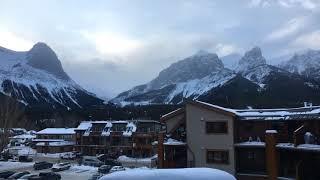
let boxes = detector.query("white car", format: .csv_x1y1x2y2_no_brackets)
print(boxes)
52,162,71,172
109,166,126,173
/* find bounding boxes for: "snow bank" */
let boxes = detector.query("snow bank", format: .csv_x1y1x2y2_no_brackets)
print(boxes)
99,168,236,180
0,161,33,171
34,151,74,158
117,155,157,168
70,165,98,172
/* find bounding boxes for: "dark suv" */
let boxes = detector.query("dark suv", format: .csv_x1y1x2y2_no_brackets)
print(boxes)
39,172,61,180
33,161,53,170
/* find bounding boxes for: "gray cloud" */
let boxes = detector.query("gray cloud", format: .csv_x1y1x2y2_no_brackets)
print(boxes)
0,0,320,98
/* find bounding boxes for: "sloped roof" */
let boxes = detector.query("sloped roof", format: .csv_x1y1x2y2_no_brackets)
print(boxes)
163,100,320,121
36,128,75,135
161,108,185,122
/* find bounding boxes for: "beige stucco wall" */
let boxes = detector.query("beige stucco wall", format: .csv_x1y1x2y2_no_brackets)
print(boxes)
165,113,185,134
186,103,235,175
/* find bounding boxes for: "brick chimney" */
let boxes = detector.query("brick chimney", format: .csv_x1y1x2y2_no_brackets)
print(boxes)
265,130,278,180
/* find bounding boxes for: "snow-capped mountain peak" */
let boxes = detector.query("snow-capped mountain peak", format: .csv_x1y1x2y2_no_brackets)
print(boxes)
280,49,320,74
147,50,224,90
27,42,70,80
236,46,266,73
0,42,103,108
112,51,235,105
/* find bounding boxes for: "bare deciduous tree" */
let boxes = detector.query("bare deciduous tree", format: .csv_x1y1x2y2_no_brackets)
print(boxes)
0,95,25,151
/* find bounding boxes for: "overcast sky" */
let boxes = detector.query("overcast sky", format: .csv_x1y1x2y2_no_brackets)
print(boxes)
0,0,320,98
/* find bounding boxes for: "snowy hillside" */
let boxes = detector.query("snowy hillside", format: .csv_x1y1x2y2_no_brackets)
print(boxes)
236,47,287,86
280,49,320,80
112,51,236,105
112,46,320,106
0,42,103,108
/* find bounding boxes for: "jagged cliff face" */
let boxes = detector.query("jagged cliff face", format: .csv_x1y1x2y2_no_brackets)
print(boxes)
236,47,287,85
26,42,70,80
0,42,103,109
148,50,225,90
112,50,236,105
112,47,320,107
236,47,266,73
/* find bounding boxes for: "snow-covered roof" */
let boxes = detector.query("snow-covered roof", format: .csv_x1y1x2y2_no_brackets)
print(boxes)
164,138,186,146
10,134,36,139
100,168,236,180
161,108,185,120
36,141,75,147
277,143,320,152
179,100,320,121
36,128,75,135
235,105,320,120
194,100,237,115
75,121,92,130
75,120,160,131
123,122,137,137
32,139,65,142
234,141,265,148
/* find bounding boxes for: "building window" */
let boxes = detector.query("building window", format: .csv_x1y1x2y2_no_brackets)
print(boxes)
206,122,228,134
207,150,229,164
247,151,256,160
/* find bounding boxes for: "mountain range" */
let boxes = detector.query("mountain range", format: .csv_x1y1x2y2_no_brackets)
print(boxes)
2,42,320,110
112,47,320,108
0,42,103,109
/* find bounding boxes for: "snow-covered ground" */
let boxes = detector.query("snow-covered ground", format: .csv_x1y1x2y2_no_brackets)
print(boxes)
117,155,157,168
0,161,34,171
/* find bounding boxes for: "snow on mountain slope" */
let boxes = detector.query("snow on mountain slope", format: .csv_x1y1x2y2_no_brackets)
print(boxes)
166,69,235,103
236,47,287,86
112,51,236,105
279,49,320,80
113,46,320,107
0,43,103,108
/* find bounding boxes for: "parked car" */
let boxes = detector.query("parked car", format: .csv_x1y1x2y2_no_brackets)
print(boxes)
0,171,15,179
60,152,76,160
19,155,33,162
82,156,103,167
39,172,61,180
109,166,126,173
98,165,112,174
17,173,38,180
52,162,71,172
33,161,53,170
8,171,30,179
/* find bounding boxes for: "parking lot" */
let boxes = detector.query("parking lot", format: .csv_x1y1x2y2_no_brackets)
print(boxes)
0,156,99,180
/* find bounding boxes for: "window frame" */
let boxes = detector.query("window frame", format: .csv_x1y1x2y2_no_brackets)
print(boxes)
206,149,229,165
205,121,228,134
